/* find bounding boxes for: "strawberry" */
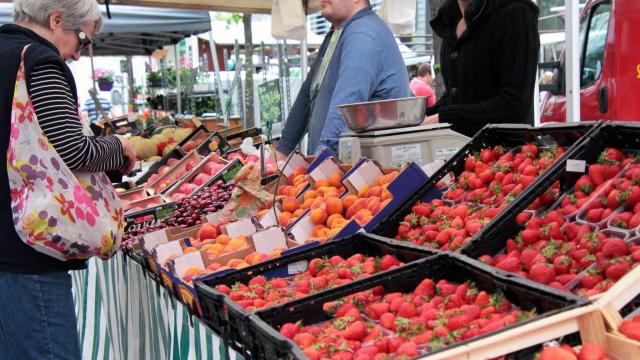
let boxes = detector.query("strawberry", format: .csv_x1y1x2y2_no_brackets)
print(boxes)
605,261,630,281
539,346,577,360
496,257,520,272
446,315,467,331
553,255,573,275
620,319,640,341
602,148,625,163
626,186,640,207
414,278,435,298
280,322,301,338
556,273,577,285
521,229,541,245
412,203,431,217
529,263,556,285
479,148,495,163
588,164,608,186
577,343,607,360
575,175,595,194
607,189,627,209
522,144,539,158
396,341,419,357
465,155,477,172
271,278,288,289
378,255,398,271
380,313,396,331
581,270,603,289
602,237,629,258
365,303,389,320
341,320,366,341
397,302,417,318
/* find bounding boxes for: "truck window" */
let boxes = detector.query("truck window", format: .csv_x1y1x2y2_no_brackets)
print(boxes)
581,2,612,87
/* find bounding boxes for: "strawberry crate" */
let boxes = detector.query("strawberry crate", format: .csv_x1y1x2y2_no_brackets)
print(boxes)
250,253,591,360
461,122,640,299
369,122,601,251
194,233,438,357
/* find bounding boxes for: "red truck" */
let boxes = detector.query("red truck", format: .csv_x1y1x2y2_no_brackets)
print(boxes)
540,0,640,122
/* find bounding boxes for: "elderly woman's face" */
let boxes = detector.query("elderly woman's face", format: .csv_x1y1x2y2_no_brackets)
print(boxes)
47,12,95,61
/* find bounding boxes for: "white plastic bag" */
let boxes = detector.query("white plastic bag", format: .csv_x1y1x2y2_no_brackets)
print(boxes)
271,0,307,40
379,0,416,35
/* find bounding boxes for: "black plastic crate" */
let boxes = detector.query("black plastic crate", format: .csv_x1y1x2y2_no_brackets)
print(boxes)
194,233,439,357
370,122,602,240
461,121,640,259
251,252,589,360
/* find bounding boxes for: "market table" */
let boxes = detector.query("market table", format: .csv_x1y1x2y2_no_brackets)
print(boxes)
71,254,242,360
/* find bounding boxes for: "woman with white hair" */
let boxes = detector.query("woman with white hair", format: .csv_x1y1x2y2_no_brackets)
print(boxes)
0,1,135,358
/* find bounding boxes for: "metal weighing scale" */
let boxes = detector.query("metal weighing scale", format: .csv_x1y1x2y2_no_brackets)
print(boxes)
338,123,470,168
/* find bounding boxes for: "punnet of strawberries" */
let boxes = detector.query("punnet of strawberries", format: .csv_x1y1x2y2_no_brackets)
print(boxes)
478,148,640,298
215,254,403,312
619,315,640,342
395,144,565,250
277,279,534,360
538,343,609,360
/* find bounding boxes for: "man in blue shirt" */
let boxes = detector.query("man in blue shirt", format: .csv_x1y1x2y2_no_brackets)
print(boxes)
276,0,409,158
83,96,113,124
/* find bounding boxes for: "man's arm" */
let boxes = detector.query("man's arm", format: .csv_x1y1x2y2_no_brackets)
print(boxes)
316,31,382,152
436,4,539,126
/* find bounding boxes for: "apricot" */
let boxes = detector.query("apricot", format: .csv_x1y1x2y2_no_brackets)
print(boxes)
216,234,232,245
292,208,305,218
282,196,298,213
206,263,222,272
278,211,292,227
326,213,344,228
346,198,368,219
183,247,198,254
303,190,318,201
197,223,218,242
342,194,359,209
227,258,243,267
325,197,343,215
354,209,373,226
314,179,330,189
367,197,382,215
310,207,328,225
366,185,382,198
357,184,371,198
329,171,343,188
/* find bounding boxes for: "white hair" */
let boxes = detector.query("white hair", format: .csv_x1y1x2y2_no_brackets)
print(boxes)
13,0,103,33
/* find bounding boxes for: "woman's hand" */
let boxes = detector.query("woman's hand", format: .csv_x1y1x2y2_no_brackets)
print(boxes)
423,114,440,125
116,135,136,175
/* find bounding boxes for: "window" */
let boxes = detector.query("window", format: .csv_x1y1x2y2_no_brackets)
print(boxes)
581,2,612,87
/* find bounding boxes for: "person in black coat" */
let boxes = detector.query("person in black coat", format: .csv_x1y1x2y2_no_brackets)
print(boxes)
424,0,540,137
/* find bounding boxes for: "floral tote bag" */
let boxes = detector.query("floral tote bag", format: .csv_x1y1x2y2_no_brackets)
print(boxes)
6,45,123,261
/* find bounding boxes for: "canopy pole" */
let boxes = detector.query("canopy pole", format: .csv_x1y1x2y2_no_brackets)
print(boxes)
126,55,135,113
301,38,308,82
208,32,227,123
89,44,97,93
175,44,182,114
565,0,581,123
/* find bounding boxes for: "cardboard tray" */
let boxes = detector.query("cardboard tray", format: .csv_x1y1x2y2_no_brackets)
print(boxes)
251,253,591,360
146,150,205,195
369,122,602,240
135,148,183,186
194,233,439,357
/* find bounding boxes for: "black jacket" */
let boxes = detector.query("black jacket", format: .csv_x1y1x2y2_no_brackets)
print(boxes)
0,24,86,273
426,0,540,137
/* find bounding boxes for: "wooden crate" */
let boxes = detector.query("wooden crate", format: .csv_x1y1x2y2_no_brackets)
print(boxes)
421,304,601,360
593,265,640,359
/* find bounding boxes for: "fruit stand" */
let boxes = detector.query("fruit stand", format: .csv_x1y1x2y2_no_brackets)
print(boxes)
71,120,640,360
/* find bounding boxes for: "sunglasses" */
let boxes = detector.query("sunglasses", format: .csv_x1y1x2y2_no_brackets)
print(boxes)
74,29,92,52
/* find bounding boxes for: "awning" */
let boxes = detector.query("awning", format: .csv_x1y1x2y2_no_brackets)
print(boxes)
0,4,211,56
96,0,322,14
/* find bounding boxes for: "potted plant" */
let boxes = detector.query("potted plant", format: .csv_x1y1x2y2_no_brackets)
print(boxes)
94,68,115,91
147,71,162,88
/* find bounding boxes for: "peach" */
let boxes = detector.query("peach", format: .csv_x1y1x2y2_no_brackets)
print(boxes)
282,196,298,213
310,207,328,225
346,198,368,219
197,223,218,242
227,258,243,267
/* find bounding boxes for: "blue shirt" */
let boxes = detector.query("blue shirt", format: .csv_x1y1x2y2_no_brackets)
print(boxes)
276,7,410,154
84,97,111,123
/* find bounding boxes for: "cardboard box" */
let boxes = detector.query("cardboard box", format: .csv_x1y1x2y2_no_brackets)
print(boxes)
124,194,165,213
118,186,148,208
146,150,204,195
162,153,229,201
177,127,212,155
170,227,306,315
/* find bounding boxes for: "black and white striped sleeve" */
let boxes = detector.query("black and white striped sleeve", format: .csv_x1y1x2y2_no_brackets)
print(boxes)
27,64,126,173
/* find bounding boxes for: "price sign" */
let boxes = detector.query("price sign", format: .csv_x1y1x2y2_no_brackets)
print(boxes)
258,79,282,127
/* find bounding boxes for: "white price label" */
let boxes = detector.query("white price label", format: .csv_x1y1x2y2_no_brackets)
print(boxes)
287,260,309,275
391,144,422,161
253,227,288,254
142,230,168,251
566,159,586,173
436,147,459,158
